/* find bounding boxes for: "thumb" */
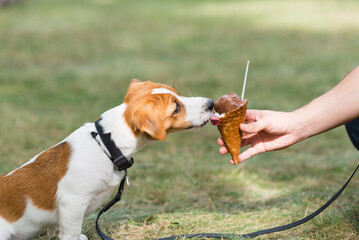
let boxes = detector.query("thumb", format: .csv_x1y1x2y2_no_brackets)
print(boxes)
240,120,266,134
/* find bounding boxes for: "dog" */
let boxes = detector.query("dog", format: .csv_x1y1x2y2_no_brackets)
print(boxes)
0,79,215,240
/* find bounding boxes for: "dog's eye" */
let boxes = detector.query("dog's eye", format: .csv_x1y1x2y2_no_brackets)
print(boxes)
173,102,181,114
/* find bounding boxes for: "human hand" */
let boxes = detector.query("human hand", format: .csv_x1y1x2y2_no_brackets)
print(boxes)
218,110,303,164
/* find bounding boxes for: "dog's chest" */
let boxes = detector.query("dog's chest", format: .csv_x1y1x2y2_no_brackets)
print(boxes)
85,186,117,216
59,124,128,213
85,169,126,215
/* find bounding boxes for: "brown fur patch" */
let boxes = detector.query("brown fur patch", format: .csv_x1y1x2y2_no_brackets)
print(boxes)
0,142,71,223
123,80,191,140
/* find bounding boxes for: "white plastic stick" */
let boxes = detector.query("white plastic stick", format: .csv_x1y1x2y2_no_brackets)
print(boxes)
241,60,250,100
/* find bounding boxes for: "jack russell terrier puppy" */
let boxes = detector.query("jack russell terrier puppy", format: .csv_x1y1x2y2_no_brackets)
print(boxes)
0,79,215,240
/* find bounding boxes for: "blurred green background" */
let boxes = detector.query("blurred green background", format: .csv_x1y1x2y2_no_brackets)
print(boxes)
0,0,358,239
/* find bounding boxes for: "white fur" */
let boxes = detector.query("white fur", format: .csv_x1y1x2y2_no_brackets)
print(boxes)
151,88,213,127
0,92,212,239
12,199,57,239
0,217,13,240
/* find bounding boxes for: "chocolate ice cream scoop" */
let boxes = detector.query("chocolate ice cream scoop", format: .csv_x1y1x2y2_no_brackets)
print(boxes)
214,93,246,114
212,93,248,164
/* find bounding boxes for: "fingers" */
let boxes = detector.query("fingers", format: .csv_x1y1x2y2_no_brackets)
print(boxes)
219,146,228,155
218,132,262,164
219,145,258,165
240,119,266,134
238,133,267,162
217,137,229,154
244,109,262,122
240,122,258,134
242,109,272,135
241,133,256,147
217,137,224,146
238,146,262,162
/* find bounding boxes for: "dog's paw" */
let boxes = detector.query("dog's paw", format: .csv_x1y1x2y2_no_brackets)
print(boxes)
78,234,89,240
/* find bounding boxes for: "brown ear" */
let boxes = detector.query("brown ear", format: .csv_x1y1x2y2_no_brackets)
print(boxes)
128,78,142,91
133,106,166,141
131,78,141,84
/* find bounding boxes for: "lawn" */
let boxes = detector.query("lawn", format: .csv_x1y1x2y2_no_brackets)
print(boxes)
0,0,358,239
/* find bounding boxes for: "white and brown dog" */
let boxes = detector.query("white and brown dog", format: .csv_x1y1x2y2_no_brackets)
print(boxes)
0,79,215,240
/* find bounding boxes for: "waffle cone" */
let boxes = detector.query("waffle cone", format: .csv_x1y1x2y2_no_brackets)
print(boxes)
217,100,247,164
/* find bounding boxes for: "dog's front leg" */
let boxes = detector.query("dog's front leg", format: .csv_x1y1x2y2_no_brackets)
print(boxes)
58,201,89,240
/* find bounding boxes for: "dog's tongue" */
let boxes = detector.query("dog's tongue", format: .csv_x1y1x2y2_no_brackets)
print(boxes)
210,113,220,126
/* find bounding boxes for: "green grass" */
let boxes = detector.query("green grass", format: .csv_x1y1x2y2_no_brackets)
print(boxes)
1,0,359,239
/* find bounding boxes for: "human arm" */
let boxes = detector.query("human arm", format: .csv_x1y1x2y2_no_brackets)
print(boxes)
219,65,359,164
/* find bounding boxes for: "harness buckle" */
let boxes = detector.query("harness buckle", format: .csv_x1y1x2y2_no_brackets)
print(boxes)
113,155,134,171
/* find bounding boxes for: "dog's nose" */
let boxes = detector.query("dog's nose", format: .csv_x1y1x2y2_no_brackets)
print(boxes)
206,100,214,111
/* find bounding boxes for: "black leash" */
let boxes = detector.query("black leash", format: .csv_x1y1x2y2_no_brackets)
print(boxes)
156,163,358,240
96,172,128,240
92,118,358,239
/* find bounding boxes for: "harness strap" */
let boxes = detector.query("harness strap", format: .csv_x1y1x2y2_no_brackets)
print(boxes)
94,119,134,171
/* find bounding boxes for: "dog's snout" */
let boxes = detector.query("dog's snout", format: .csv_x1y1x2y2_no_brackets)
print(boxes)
206,100,214,111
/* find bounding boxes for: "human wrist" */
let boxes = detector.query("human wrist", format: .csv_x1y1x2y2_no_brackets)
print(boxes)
288,108,316,143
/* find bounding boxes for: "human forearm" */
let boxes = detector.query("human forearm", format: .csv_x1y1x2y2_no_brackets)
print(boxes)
292,65,359,142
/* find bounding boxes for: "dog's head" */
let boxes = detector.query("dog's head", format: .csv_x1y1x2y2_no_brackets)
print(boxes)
124,79,214,141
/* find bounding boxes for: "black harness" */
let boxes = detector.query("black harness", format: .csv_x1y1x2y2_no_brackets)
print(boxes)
92,118,358,240
92,119,134,171
91,119,134,240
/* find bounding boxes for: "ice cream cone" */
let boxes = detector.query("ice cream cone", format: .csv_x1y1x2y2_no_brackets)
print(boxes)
217,99,247,164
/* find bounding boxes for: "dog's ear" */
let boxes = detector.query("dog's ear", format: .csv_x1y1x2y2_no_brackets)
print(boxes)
133,104,166,141
128,79,142,90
